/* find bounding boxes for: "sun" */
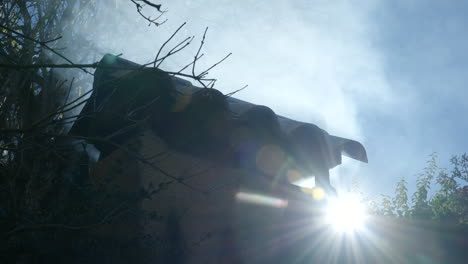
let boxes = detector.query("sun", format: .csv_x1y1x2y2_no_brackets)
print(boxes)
325,194,368,233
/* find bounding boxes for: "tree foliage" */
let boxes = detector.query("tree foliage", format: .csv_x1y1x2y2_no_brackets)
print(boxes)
0,1,172,262
374,153,468,225
0,1,120,262
1,1,235,262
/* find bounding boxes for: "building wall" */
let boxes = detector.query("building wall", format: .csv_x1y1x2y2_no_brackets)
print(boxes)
90,128,322,263
87,128,468,264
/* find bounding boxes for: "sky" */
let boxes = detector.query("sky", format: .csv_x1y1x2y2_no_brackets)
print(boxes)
79,0,468,198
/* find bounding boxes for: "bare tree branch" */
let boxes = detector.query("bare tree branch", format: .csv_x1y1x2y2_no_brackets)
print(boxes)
177,53,204,73
225,85,248,97
152,22,187,67
198,52,232,79
0,24,93,75
5,201,130,238
140,0,162,11
39,132,207,194
131,0,167,27
193,27,209,88
155,35,194,68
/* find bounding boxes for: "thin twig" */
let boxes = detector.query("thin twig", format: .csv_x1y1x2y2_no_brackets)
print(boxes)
177,53,204,73
0,63,219,85
156,36,194,68
192,27,208,88
140,0,163,11
130,0,167,27
0,63,99,69
225,85,248,97
30,90,93,130
153,22,186,67
5,201,130,237
43,35,63,44
198,52,232,78
0,24,93,75
39,132,206,194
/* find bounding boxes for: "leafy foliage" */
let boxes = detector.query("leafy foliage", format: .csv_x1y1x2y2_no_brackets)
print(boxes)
374,153,468,225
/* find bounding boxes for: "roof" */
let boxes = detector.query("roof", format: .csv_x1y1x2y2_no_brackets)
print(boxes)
69,54,367,191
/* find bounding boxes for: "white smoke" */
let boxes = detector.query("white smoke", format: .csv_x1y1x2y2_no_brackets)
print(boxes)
70,0,398,194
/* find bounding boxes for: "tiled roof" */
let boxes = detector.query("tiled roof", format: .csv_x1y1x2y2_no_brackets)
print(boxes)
69,54,367,192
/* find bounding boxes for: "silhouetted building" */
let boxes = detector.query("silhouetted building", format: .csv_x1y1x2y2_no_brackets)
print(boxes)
69,54,368,263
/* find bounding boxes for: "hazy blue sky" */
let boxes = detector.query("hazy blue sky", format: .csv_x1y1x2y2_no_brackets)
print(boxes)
86,0,468,197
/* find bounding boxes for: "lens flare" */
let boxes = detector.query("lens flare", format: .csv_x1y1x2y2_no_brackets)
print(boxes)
236,192,288,208
325,194,367,233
